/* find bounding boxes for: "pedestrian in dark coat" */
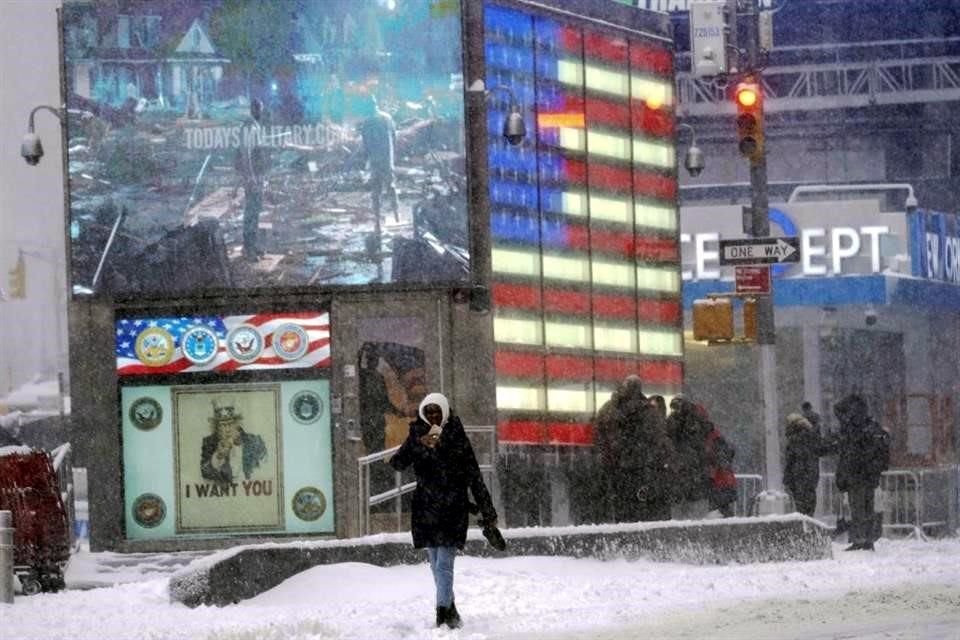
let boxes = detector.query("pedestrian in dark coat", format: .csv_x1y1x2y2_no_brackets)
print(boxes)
826,394,890,551
390,392,497,628
666,396,712,519
594,377,677,523
783,413,821,516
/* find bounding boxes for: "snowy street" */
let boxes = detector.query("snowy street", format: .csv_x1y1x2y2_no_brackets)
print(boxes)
4,538,959,639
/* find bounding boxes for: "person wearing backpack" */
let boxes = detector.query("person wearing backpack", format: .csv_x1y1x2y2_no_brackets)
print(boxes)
704,418,737,517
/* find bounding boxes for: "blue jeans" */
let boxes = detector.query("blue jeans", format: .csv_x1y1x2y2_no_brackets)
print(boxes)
426,546,456,607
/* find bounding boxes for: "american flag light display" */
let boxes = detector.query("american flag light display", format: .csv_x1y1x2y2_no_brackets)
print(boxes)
116,312,331,376
485,3,683,446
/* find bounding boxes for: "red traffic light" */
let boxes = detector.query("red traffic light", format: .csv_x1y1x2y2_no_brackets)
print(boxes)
733,80,764,163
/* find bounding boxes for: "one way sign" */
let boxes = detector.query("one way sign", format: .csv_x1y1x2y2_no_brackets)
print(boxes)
718,237,801,266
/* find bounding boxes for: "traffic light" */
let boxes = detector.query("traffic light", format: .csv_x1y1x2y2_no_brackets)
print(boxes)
734,80,764,164
7,252,26,299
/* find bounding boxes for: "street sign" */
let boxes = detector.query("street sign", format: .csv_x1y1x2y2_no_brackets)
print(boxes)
735,265,771,294
718,236,800,265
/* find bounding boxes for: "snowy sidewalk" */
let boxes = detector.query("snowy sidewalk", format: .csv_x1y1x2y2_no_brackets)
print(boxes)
6,538,960,639
64,546,212,590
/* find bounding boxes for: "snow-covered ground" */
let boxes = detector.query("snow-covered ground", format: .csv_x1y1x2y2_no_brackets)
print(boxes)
4,538,960,639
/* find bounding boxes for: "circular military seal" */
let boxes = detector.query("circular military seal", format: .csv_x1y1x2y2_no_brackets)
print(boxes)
134,326,175,367
272,323,310,362
132,493,166,528
129,397,163,430
290,390,324,425
291,487,326,522
180,325,220,366
226,324,263,364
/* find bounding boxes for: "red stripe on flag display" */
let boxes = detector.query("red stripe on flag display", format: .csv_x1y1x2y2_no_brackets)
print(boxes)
495,351,544,379
546,422,593,445
498,419,545,443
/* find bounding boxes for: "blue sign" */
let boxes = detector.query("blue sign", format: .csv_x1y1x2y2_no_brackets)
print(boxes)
909,210,960,285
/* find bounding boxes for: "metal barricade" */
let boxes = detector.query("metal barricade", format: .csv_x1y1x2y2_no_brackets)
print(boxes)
734,474,763,517
879,470,923,538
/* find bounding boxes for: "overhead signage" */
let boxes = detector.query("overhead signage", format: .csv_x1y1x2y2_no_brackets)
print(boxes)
635,0,772,12
735,266,771,294
909,210,960,285
719,237,800,266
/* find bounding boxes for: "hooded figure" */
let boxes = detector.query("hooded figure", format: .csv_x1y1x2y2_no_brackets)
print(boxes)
593,376,676,523
827,393,890,550
783,413,822,516
666,396,713,519
390,392,497,628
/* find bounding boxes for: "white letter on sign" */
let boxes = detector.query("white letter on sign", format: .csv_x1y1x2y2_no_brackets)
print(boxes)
831,227,860,274
802,228,827,276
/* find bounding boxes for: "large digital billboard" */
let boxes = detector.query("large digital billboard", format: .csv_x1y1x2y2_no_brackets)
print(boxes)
62,0,468,297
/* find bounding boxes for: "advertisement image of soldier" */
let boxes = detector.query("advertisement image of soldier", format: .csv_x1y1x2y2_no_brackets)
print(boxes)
358,95,399,223
200,403,268,484
234,98,270,262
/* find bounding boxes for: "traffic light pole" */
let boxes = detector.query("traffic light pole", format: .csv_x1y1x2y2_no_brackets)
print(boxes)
742,0,784,497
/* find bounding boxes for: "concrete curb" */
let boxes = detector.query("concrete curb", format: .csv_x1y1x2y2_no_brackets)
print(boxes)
169,515,832,607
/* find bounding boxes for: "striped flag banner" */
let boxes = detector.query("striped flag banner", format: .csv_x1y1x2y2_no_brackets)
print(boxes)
116,311,330,376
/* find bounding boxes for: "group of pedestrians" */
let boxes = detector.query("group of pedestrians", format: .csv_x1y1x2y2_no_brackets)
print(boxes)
593,376,738,523
391,386,891,629
783,394,891,551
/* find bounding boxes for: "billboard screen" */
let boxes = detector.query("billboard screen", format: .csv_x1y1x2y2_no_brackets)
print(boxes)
62,0,468,297
122,380,334,539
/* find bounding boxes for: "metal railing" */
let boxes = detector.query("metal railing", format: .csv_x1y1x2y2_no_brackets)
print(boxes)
49,443,76,549
734,474,764,517
357,425,497,536
816,466,960,539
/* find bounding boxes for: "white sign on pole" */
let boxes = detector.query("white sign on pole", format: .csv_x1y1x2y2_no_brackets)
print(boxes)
689,0,728,78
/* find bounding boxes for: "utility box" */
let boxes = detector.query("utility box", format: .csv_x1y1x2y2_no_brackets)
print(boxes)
743,297,758,341
690,0,730,78
693,298,734,341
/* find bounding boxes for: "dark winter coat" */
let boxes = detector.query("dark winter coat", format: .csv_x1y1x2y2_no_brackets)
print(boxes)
828,394,891,491
594,380,677,521
390,415,496,549
666,399,712,503
783,414,821,495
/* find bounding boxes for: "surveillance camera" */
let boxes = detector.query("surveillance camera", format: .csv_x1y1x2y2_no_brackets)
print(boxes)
904,193,918,213
21,132,44,166
864,308,878,326
502,109,526,146
684,145,705,177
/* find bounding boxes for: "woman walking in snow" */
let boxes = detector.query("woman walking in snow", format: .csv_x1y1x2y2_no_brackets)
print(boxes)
390,392,498,629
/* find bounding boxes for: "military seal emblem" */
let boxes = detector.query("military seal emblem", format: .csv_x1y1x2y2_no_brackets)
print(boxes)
134,326,175,367
291,487,326,522
226,324,263,364
129,397,163,430
132,493,166,528
290,390,324,424
180,325,220,366
272,323,309,362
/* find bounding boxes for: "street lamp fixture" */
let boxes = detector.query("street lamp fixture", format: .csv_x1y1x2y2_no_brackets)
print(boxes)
677,123,705,177
21,104,92,166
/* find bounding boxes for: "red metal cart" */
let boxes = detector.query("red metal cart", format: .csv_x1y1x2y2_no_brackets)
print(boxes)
0,449,71,594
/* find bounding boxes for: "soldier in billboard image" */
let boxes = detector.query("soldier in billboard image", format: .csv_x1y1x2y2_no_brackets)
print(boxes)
234,98,271,262
200,403,268,485
358,95,399,224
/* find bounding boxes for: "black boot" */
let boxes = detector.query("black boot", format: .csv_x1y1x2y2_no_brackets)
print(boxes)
844,543,863,551
435,606,448,627
445,601,463,629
